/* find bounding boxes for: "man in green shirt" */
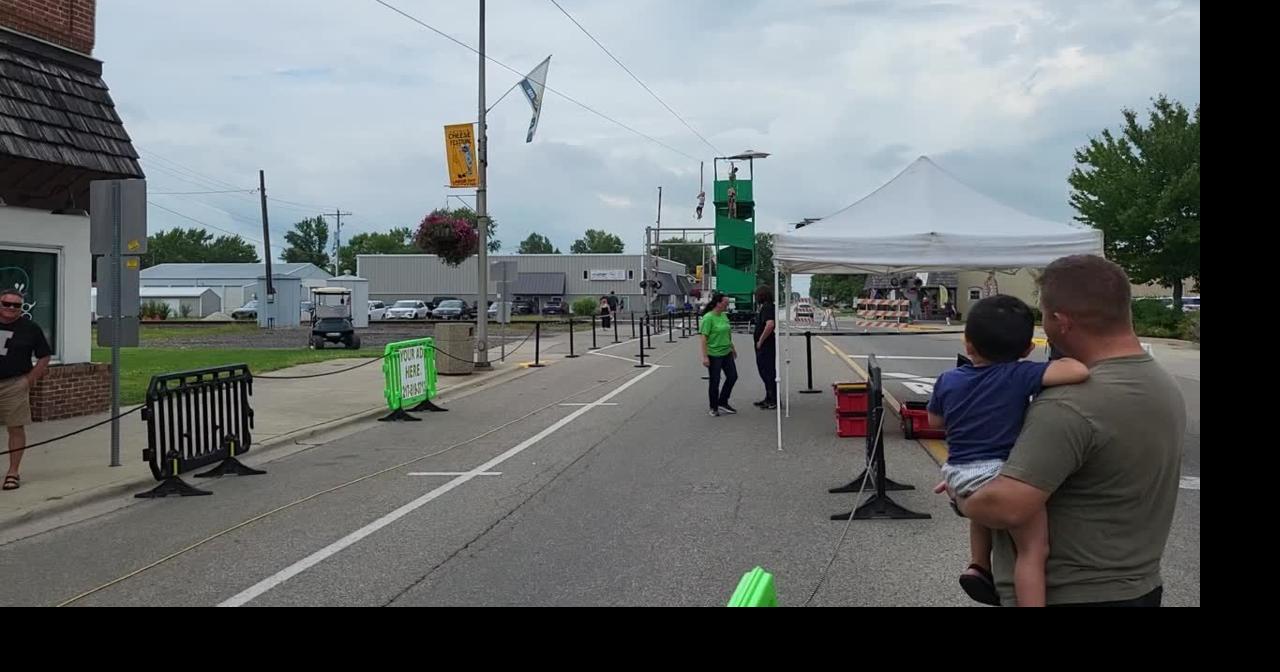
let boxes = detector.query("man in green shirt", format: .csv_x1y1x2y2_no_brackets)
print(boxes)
956,255,1185,607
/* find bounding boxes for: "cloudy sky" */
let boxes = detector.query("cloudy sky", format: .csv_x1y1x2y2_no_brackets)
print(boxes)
98,0,1200,290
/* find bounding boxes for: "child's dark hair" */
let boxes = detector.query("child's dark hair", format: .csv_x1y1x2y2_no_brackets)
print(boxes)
964,295,1035,363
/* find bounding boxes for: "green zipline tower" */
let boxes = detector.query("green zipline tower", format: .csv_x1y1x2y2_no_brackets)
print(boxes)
713,151,768,319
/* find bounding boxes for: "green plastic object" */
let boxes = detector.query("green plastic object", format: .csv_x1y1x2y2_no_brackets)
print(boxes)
381,337,438,411
727,567,777,607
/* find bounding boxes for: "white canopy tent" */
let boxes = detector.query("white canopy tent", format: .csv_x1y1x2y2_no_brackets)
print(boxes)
767,156,1103,449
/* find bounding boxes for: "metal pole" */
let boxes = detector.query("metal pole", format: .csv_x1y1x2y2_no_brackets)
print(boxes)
800,330,821,394
775,266,782,451
613,308,620,343
110,181,121,467
590,315,598,350
258,170,276,329
784,273,791,418
474,0,491,369
566,316,579,358
635,319,648,367
668,312,674,343
529,321,545,367
643,227,650,316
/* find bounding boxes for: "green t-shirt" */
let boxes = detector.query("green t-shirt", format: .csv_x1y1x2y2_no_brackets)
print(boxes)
995,354,1185,605
699,311,733,357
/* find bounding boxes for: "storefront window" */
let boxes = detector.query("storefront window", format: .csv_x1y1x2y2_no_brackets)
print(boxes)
0,248,58,356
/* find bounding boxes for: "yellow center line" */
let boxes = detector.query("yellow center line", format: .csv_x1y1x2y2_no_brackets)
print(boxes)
817,335,950,464
918,439,949,466
817,335,901,414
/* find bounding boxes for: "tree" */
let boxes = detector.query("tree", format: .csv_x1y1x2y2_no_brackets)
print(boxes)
282,216,331,268
337,227,414,275
809,274,866,305
430,207,500,253
1069,95,1200,309
518,233,558,254
140,227,259,268
755,232,775,287
656,237,706,273
571,229,625,254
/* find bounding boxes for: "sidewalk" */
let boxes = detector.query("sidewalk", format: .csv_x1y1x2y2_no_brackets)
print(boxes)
0,334,580,530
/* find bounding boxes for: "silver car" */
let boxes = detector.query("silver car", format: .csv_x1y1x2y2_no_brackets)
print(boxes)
386,300,428,319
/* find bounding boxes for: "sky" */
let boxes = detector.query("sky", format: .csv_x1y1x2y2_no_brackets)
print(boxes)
95,0,1201,293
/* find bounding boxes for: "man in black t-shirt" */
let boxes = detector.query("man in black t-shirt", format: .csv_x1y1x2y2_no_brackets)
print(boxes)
1,288,52,491
752,286,778,409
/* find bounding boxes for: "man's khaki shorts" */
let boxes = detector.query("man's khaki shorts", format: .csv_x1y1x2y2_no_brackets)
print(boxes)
0,376,32,427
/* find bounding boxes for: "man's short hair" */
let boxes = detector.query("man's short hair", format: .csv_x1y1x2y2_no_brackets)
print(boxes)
755,286,774,303
1038,255,1133,333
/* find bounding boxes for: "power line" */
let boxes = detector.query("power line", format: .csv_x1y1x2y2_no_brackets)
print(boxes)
139,148,335,216
267,195,335,212
547,0,720,155
138,148,246,192
151,189,256,195
371,0,702,164
146,201,264,245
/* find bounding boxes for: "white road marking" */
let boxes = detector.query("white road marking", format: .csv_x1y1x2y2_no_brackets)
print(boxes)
407,472,502,477
218,364,664,607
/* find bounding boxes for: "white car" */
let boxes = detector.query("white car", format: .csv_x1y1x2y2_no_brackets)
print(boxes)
368,300,388,321
385,300,429,319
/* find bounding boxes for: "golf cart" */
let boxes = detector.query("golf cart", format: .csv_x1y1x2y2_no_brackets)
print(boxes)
309,287,361,350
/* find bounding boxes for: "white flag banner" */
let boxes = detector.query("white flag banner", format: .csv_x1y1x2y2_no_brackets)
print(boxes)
519,56,551,143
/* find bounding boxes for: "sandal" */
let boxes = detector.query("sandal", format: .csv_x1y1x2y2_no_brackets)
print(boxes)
958,564,1000,606
3,474,19,491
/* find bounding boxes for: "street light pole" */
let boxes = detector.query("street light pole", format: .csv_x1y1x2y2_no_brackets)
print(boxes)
475,0,491,369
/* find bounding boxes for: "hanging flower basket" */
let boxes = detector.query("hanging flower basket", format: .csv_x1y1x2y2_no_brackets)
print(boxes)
415,213,478,266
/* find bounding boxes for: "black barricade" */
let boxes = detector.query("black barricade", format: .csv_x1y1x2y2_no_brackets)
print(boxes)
138,364,265,498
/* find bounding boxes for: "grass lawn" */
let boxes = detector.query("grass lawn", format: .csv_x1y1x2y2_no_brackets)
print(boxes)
91,347,371,404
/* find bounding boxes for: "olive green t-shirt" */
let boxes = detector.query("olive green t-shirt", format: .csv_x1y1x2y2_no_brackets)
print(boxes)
699,311,733,357
995,354,1186,605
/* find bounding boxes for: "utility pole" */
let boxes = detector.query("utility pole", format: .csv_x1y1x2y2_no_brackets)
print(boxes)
320,209,352,276
653,186,662,311
475,0,491,368
259,170,275,328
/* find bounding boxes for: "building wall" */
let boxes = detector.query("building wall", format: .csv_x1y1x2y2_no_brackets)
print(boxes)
0,0,96,55
1,206,91,363
358,254,689,307
955,268,1197,317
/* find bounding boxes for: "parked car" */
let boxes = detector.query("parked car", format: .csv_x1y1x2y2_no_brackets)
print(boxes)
430,296,460,311
540,298,566,316
431,299,469,320
1149,295,1201,312
386,299,429,319
368,300,388,321
487,301,518,320
231,299,258,320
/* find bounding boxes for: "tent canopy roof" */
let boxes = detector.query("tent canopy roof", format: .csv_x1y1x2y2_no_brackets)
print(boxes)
773,156,1102,274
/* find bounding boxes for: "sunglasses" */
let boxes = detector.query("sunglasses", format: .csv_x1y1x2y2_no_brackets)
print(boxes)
1,301,22,309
